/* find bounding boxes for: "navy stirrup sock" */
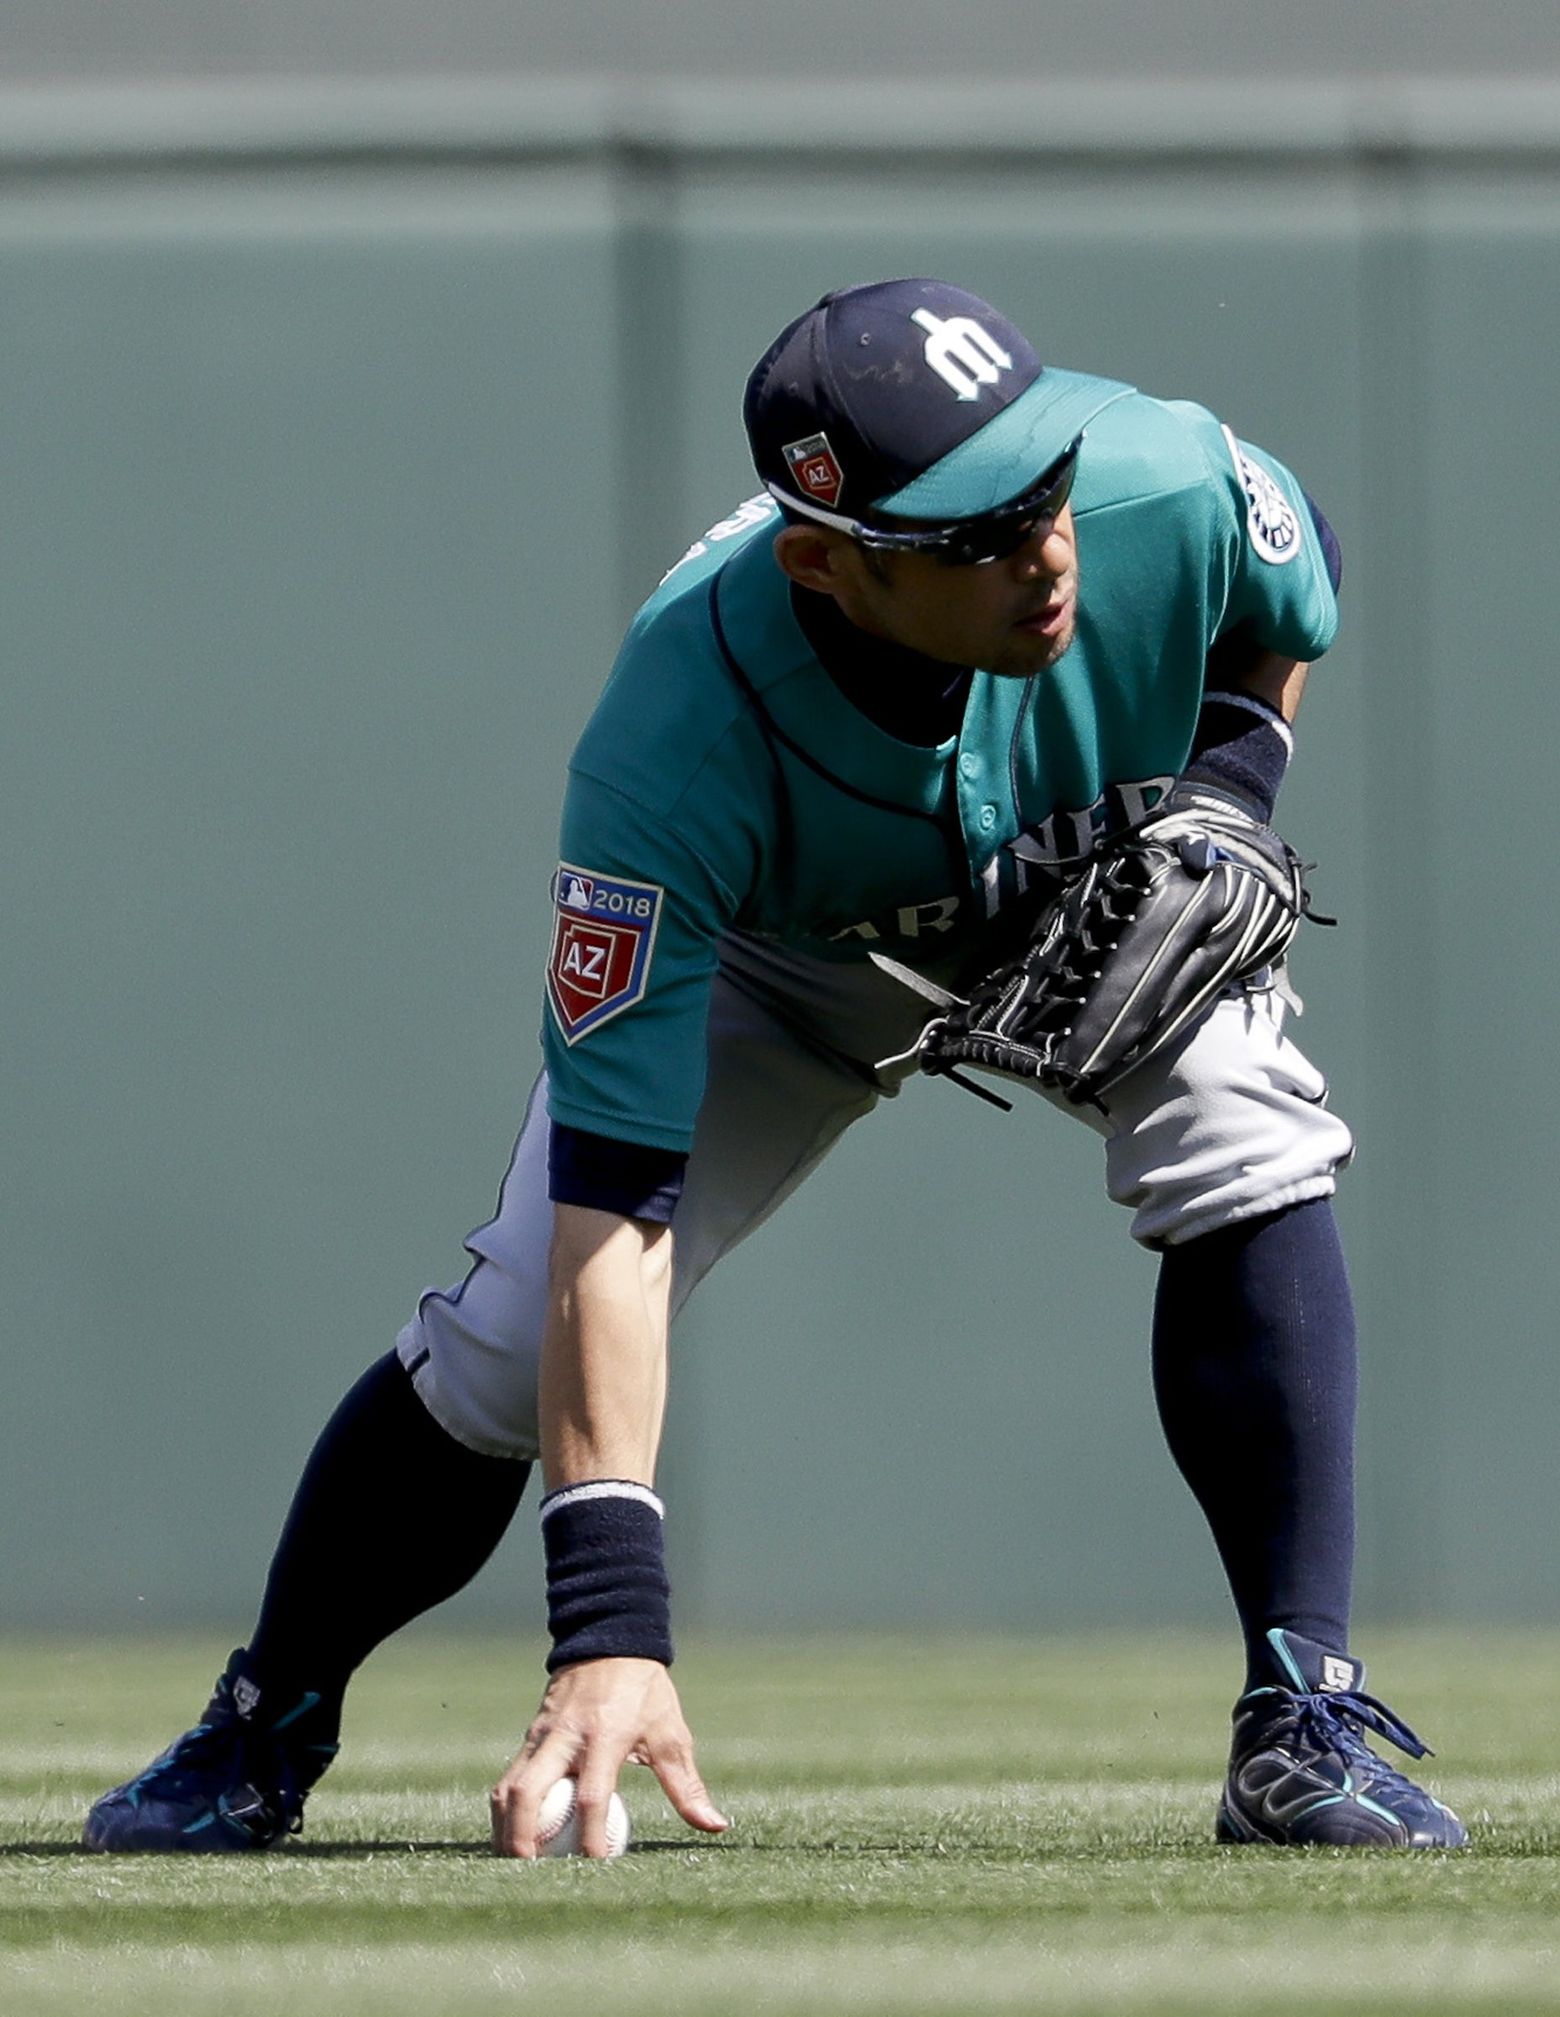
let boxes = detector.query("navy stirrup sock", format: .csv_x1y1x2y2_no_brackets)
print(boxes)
1152,1198,1357,1694
249,1351,529,1705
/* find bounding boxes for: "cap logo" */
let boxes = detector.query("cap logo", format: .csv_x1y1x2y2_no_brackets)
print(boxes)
910,307,1013,403
783,433,845,508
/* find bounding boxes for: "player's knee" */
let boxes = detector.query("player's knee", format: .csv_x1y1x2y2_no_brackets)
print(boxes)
1120,1158,1347,1250
1098,990,1354,1248
395,1264,543,1460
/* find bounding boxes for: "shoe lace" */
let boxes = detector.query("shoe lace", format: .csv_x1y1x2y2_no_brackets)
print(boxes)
1288,1687,1434,1775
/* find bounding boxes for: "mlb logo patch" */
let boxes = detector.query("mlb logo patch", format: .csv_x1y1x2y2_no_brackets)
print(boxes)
546,863,664,1044
783,432,845,509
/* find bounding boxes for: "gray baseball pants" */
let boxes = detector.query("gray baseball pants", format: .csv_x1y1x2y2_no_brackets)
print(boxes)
398,933,1352,1459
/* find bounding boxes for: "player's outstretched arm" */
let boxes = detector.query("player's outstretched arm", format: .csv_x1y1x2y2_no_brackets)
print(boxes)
490,1204,728,1857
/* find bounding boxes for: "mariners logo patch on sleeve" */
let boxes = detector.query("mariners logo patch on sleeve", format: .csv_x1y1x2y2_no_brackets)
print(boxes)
1221,424,1301,565
546,864,664,1044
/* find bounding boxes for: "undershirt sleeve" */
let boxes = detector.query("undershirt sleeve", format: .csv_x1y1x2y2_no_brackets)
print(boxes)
547,1122,689,1225
1302,490,1344,594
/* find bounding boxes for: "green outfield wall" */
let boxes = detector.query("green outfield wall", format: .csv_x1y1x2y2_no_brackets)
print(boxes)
4,79,1559,1636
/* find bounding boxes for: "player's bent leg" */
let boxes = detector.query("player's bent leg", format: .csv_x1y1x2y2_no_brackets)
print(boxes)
1153,1205,1466,1848
1082,980,1354,1249
396,1077,554,1458
86,955,909,1853
250,1352,531,1682
87,1084,551,1858
1060,983,1463,1846
1154,1200,1356,1685
84,1351,531,1853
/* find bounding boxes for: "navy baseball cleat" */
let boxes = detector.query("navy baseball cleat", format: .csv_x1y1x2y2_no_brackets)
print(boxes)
82,1649,339,1852
1216,1629,1467,1849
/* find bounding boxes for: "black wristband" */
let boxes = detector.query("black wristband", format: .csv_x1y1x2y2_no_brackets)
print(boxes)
540,1481,674,1672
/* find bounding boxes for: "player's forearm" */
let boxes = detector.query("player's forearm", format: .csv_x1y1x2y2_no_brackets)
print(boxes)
1186,650,1308,824
539,1202,673,1487
1224,650,1308,725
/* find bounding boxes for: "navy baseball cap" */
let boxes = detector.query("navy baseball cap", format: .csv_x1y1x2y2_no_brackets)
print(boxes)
744,278,1129,528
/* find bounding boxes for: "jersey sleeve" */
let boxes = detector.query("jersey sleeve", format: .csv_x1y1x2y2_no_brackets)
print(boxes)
1174,403,1342,664
542,767,741,1153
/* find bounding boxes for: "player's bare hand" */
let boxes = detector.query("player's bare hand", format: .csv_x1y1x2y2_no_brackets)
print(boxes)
489,1657,729,1857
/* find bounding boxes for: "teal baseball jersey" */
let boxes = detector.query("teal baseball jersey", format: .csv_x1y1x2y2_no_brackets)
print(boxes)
543,385,1339,1152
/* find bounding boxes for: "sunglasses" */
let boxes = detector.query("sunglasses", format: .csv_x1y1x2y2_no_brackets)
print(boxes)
854,434,1083,568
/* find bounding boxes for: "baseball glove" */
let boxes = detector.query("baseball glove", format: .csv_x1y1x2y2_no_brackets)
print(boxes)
900,784,1326,1109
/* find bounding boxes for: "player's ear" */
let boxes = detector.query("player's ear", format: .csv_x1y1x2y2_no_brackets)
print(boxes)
772,523,856,595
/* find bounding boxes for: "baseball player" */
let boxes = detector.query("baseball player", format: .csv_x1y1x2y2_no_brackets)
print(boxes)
85,279,1465,1857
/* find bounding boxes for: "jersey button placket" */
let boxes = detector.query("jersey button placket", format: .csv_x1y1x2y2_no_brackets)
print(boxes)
953,746,1006,861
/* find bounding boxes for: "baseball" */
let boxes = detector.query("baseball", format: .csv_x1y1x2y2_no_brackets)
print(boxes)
535,1777,631,1859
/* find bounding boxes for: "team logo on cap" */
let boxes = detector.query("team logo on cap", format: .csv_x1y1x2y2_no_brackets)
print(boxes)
783,433,845,508
911,307,1014,402
546,864,664,1044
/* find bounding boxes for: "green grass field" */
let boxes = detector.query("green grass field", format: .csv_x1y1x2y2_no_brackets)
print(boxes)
4,1630,1559,2016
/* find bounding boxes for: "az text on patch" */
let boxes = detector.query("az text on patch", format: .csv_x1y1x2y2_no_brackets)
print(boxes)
546,865,664,1043
783,433,845,508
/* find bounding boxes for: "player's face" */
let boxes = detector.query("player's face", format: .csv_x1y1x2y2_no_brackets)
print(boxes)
840,509,1079,678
